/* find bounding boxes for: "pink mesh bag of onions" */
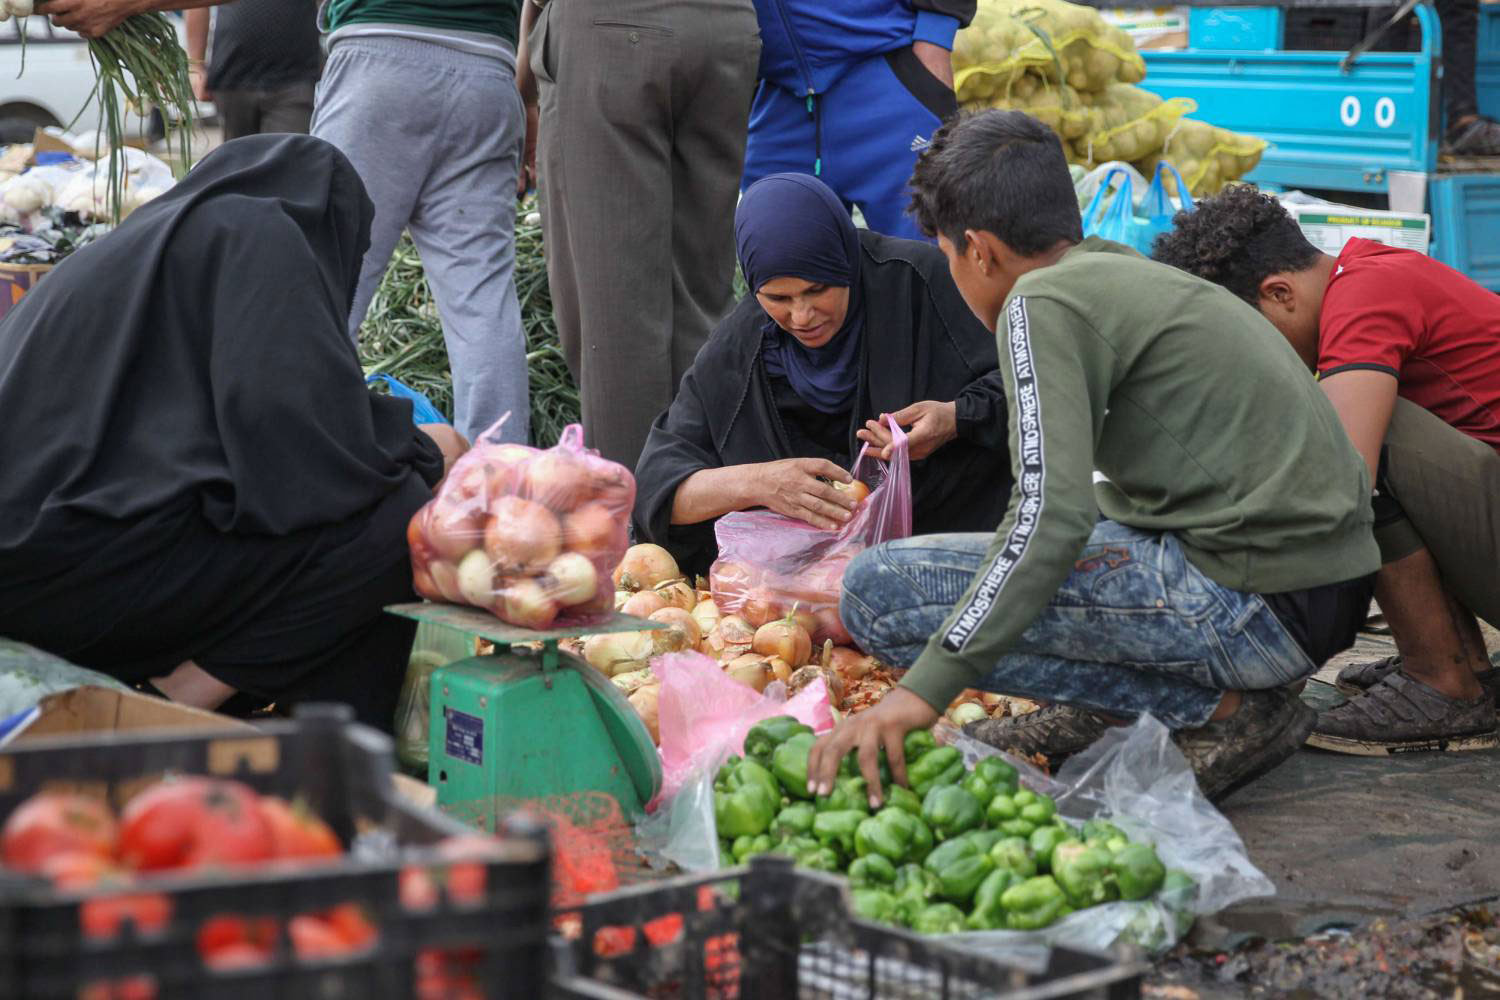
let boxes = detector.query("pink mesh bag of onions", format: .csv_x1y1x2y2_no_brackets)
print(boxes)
709,417,911,641
407,421,636,630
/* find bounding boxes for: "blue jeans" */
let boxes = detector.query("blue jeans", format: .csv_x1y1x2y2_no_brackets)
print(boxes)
840,520,1317,729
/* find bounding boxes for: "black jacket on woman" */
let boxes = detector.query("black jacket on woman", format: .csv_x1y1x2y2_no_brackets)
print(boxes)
633,230,1015,578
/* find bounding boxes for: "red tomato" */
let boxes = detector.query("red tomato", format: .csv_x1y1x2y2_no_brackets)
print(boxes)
323,903,377,951
81,893,172,940
436,835,501,906
118,778,273,872
593,926,636,957
644,914,684,947
399,865,439,911
1,792,117,874
289,914,355,961
196,914,278,961
257,797,341,861
202,942,274,971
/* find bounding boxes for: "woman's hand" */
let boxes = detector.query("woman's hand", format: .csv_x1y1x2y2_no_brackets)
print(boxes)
757,457,859,531
807,688,940,807
418,423,470,483
857,400,958,461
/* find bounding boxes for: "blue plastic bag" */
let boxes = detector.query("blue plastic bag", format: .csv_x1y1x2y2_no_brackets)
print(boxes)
366,373,448,425
1083,163,1195,256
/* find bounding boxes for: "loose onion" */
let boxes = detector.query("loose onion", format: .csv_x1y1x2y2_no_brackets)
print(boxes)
788,608,820,640
610,668,655,694
628,684,661,744
740,591,782,628
752,616,813,668
653,580,696,612
614,590,632,611
613,544,680,592
583,632,655,676
691,599,721,636
494,577,559,631
949,702,988,726
425,497,487,562
483,497,562,574
563,503,626,561
622,590,669,618
828,646,877,681
765,656,793,685
544,552,599,607
724,656,772,693
648,607,701,652
428,560,462,603
456,549,497,607
525,450,591,510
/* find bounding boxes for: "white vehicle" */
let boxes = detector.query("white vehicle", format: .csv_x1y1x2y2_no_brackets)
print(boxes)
0,16,207,146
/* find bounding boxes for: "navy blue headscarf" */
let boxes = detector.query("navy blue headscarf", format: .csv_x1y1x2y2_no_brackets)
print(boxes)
735,173,865,415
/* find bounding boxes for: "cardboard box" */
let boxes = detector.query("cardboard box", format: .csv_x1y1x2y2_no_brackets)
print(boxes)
1286,204,1432,254
1099,7,1190,50
1,686,438,809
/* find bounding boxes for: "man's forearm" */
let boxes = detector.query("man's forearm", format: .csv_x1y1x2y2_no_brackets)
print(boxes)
185,5,208,60
516,0,538,104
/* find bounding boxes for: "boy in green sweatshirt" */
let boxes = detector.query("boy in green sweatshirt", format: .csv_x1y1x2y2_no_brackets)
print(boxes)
806,111,1380,804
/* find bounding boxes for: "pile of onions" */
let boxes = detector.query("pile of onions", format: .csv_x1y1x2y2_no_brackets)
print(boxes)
408,426,636,631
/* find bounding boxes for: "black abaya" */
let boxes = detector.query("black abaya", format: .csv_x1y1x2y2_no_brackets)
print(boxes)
0,134,442,729
634,230,1016,578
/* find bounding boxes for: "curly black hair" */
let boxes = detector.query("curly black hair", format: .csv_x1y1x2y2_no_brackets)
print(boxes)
1150,185,1321,306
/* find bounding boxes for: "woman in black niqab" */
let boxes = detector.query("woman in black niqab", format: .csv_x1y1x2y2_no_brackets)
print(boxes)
0,134,448,730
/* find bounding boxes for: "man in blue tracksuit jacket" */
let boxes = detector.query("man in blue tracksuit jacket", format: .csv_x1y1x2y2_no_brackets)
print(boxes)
744,0,976,241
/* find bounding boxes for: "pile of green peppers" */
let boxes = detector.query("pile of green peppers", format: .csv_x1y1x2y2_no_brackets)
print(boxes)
713,717,1198,935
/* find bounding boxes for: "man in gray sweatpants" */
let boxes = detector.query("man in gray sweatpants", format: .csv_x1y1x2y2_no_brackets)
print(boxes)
518,0,760,471
312,0,530,444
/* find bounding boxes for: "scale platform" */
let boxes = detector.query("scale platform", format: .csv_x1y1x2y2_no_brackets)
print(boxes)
386,602,666,829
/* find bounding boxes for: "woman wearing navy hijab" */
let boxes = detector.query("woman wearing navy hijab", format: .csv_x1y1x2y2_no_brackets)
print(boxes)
633,173,1014,577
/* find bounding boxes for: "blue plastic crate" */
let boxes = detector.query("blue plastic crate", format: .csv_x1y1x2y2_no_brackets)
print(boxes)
1430,173,1500,293
1189,7,1284,50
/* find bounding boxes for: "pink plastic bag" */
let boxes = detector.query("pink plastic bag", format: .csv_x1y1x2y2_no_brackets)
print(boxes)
407,420,635,629
709,417,911,643
653,651,835,804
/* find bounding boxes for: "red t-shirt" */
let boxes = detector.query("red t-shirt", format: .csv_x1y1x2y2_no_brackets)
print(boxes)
1319,238,1500,449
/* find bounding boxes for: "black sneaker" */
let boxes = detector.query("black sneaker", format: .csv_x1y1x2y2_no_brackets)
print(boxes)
1306,672,1498,755
1444,116,1500,157
962,704,1112,761
1171,689,1316,803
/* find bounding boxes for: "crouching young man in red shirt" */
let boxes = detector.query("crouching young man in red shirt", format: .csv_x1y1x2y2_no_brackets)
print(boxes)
1154,187,1500,754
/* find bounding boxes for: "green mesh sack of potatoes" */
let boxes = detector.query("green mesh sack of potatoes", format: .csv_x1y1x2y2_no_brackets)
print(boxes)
954,0,1147,102
1070,85,1196,165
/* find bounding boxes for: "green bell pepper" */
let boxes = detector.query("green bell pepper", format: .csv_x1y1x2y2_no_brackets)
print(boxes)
988,836,1038,878
1082,818,1127,847
903,729,938,763
743,715,814,765
849,853,898,890
812,809,866,856
894,863,940,902
838,749,892,786
771,731,817,799
911,902,967,935
1112,842,1166,901
966,867,1026,930
816,775,871,814
908,746,964,798
1052,841,1118,907
851,888,899,924
960,771,997,807
1000,875,1069,930
799,846,843,872
1019,793,1057,826
962,829,1005,855
921,785,984,840
986,793,1019,825
773,802,816,840
998,818,1037,838
855,807,921,863
885,784,923,817
1159,869,1198,936
772,834,818,858
922,838,995,905
715,779,777,839
1029,826,1073,870
719,845,736,868
732,833,774,862
974,757,1019,794
714,755,741,790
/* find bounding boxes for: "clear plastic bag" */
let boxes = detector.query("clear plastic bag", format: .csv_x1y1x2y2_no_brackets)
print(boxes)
709,417,912,637
408,420,635,630
393,623,476,773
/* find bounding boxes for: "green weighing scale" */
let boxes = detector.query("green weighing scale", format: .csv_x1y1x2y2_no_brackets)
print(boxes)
386,602,664,830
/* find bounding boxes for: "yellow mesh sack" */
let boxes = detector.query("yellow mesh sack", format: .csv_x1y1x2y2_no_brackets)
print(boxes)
1147,120,1269,195
960,72,1101,141
954,0,1147,103
1070,85,1196,166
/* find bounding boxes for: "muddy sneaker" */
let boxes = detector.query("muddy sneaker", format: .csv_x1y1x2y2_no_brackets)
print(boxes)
1306,672,1499,755
1445,116,1500,157
1337,656,1499,702
1171,690,1316,803
962,704,1112,760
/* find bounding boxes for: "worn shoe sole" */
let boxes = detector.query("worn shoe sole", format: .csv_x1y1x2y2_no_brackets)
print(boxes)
1304,728,1500,755
1199,697,1319,803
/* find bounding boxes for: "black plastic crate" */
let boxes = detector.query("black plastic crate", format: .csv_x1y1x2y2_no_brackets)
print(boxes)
550,856,1145,1000
0,704,551,999
1283,5,1422,52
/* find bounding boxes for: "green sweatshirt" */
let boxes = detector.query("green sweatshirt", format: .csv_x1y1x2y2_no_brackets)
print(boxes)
902,239,1380,712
